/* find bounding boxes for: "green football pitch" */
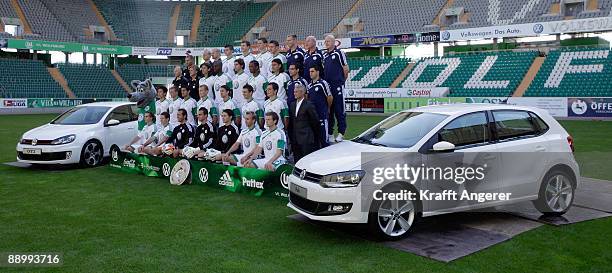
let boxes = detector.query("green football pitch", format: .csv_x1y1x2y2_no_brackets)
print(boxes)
0,114,610,272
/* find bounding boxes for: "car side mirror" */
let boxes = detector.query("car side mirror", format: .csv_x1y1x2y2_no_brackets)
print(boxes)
431,141,455,153
106,119,120,127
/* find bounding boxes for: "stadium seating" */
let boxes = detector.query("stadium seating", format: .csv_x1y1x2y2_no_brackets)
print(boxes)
0,58,66,98
205,2,273,46
93,0,174,47
445,0,562,29
17,0,75,42
116,64,173,85
39,0,102,43
0,0,17,18
177,3,195,31
195,1,239,46
0,31,13,38
346,57,410,88
401,51,537,97
348,0,446,37
258,0,357,42
57,63,124,98
525,47,612,97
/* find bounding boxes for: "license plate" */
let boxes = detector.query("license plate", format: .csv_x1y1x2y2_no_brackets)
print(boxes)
23,148,42,155
290,183,307,198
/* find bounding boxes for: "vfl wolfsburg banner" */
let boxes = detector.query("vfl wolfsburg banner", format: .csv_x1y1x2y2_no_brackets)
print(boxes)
109,149,292,199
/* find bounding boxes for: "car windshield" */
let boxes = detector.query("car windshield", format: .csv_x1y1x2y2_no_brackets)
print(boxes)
353,111,448,148
51,106,110,125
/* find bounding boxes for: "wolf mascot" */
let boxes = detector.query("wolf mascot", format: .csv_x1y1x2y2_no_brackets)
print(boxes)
128,79,157,131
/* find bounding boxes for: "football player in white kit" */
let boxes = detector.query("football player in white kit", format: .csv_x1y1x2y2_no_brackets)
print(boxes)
267,59,290,101
217,85,242,128
240,84,264,130
144,112,173,156
180,86,197,127
247,60,268,107
255,37,272,78
238,40,255,77
244,112,287,171
263,82,288,130
155,86,170,129
217,111,262,166
231,58,249,106
196,84,218,125
124,112,156,153
168,86,183,128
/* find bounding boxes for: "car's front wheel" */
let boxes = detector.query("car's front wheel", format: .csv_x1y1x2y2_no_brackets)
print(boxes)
80,140,103,167
367,184,420,241
533,169,575,216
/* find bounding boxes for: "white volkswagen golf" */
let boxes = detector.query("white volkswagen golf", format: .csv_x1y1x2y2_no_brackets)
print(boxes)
288,104,579,240
16,102,138,167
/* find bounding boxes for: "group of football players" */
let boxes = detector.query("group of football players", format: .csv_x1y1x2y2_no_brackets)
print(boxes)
123,34,349,171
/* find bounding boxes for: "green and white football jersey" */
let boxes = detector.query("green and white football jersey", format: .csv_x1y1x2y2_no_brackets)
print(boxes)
247,74,268,105
240,99,264,130
137,100,156,131
180,97,197,127
137,123,157,145
168,97,183,127
256,128,286,160
232,71,250,106
213,73,233,103
267,72,290,101
196,96,218,123
153,123,173,146
237,125,262,155
218,98,241,121
263,98,289,130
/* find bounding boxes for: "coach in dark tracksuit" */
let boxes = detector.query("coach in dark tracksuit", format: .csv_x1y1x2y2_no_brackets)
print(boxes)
322,35,349,142
288,84,321,162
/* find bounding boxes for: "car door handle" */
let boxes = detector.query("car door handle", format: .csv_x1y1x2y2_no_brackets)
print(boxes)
535,146,546,152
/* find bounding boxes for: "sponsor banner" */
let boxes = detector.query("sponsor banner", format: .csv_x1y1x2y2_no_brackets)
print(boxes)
316,38,351,50
0,98,27,108
351,35,395,47
384,97,466,113
27,98,112,108
7,39,131,54
345,98,385,113
568,98,612,117
441,17,612,42
131,47,158,56
393,32,440,44
345,88,449,98
466,97,568,117
109,150,292,199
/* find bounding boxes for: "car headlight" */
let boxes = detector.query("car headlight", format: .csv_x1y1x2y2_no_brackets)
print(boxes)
320,170,366,188
51,134,76,145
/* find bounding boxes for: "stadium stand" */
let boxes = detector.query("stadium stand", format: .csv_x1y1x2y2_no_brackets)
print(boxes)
444,0,562,29
93,0,174,46
525,48,612,97
17,0,75,42
0,0,17,18
0,58,66,98
195,1,237,46
39,0,102,43
346,57,410,88
57,63,124,98
0,31,13,38
348,0,446,37
206,1,273,46
258,0,357,42
116,64,173,85
401,51,537,97
177,3,195,31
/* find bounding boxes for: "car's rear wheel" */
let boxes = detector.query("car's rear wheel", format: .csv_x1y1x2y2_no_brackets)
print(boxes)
367,184,420,241
533,169,575,216
80,140,103,167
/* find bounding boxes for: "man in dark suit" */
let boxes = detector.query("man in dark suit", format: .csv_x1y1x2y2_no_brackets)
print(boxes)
288,84,322,162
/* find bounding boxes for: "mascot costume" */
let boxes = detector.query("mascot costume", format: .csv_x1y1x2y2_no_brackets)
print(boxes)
128,79,157,131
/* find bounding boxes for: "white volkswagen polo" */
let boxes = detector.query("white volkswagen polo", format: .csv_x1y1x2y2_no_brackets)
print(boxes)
16,102,138,167
288,104,579,240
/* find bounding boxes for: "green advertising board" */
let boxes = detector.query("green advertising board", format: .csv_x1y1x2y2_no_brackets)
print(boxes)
109,150,293,199
384,97,467,113
8,39,132,54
